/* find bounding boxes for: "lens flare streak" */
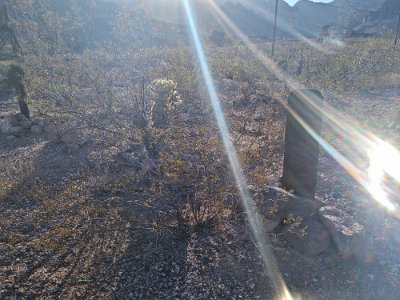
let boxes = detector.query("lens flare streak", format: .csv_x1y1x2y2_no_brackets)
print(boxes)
205,0,400,215
367,141,400,211
182,0,294,299
184,0,399,297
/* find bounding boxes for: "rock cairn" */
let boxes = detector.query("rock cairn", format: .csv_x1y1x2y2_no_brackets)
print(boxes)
250,186,372,264
0,113,45,138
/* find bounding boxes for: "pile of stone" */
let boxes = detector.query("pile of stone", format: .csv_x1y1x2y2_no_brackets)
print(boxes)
250,186,372,264
0,113,46,138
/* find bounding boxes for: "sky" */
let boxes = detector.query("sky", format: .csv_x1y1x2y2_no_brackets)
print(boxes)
284,0,333,6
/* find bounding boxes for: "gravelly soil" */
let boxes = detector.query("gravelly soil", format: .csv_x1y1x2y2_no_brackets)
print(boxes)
1,89,400,299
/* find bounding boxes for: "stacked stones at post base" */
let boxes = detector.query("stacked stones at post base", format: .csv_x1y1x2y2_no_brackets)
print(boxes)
251,186,371,263
317,206,373,263
0,113,45,137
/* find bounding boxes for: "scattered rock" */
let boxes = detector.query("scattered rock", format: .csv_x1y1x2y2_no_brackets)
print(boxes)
318,206,366,260
10,116,19,127
30,125,43,135
10,113,31,130
0,118,12,134
31,117,46,127
14,113,29,122
19,120,32,129
1,114,47,138
281,219,332,257
9,126,25,137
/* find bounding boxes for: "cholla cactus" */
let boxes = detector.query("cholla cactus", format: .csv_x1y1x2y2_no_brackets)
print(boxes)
149,79,182,128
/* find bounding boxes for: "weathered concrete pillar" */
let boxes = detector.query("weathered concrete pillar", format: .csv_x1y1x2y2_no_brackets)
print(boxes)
281,89,323,200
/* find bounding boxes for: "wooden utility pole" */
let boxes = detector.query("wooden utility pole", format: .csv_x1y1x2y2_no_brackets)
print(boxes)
271,0,279,57
281,89,323,200
395,15,400,51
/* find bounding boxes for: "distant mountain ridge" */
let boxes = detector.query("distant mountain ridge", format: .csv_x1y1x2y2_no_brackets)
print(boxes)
216,0,396,38
351,0,400,35
331,0,386,12
109,0,398,40
9,0,399,52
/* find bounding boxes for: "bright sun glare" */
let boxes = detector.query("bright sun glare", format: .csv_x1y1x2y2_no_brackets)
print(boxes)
367,141,400,212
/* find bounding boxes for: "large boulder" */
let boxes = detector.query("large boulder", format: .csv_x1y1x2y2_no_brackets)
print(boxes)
281,219,332,256
318,206,366,260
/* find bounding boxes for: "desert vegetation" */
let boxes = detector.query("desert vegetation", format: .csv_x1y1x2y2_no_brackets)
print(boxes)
0,0,399,299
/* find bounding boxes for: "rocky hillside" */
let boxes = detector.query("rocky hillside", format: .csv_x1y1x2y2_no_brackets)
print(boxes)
114,0,393,40
217,0,394,39
8,0,398,51
292,1,339,36
351,0,400,35
332,0,386,12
